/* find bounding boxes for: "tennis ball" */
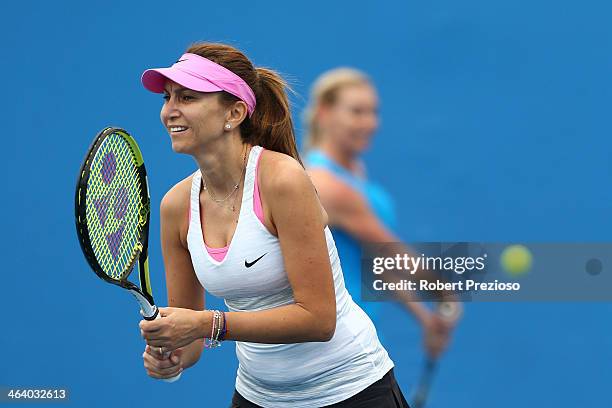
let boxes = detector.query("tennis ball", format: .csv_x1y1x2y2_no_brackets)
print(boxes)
500,244,532,276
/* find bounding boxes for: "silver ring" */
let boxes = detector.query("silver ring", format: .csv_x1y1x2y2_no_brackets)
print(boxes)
159,347,164,356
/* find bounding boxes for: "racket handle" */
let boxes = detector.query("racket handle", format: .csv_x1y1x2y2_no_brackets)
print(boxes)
153,311,182,383
132,290,182,383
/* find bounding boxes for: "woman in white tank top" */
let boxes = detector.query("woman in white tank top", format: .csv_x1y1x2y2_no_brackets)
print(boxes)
138,42,410,408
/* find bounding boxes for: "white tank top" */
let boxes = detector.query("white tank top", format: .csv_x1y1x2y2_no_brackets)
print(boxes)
187,146,394,408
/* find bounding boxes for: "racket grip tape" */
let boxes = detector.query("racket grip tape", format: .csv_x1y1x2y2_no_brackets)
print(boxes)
154,312,182,383
132,290,182,383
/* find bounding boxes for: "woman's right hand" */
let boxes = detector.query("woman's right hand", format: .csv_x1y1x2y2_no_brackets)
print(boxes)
142,344,183,380
421,311,454,359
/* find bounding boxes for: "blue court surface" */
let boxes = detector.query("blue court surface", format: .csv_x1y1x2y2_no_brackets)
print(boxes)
2,1,611,406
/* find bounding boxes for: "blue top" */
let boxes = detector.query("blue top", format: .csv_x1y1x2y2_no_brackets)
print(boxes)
305,149,397,321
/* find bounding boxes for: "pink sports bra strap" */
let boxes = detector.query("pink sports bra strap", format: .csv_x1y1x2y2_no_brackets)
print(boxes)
253,148,265,224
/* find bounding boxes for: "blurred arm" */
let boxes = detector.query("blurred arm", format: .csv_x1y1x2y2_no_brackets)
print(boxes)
307,168,451,324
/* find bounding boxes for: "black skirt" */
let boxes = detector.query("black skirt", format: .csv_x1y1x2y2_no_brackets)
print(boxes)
229,368,410,408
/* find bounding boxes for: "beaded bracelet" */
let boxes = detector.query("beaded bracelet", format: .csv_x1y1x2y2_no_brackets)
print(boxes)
204,310,217,348
204,310,225,349
219,311,227,341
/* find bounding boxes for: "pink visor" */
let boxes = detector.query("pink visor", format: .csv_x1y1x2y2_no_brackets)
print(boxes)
141,53,256,116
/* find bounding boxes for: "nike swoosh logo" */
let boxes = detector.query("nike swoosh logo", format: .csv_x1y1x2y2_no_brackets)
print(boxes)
245,253,267,268
176,59,188,63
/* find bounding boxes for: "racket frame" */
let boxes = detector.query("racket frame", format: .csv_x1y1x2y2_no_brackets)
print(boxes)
75,127,158,320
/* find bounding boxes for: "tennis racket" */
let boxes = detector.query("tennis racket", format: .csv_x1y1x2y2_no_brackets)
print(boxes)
75,126,180,382
412,301,462,408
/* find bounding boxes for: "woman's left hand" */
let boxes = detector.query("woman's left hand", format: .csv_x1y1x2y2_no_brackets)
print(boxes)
140,307,206,353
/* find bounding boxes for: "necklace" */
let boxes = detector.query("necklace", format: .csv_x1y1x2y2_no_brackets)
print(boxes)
202,145,249,212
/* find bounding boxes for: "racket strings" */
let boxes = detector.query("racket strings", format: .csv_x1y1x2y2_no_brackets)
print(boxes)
85,133,144,280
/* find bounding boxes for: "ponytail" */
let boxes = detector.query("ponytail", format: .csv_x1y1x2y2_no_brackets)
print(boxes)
242,67,302,166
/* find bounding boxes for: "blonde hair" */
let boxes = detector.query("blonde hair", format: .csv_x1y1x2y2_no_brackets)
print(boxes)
302,67,371,151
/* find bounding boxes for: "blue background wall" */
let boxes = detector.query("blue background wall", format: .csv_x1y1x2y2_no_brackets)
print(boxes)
2,0,611,406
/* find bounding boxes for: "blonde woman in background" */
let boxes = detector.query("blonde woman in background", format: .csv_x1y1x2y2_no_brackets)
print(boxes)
303,68,457,362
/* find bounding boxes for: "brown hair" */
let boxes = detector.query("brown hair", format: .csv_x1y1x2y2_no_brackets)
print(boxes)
302,68,371,151
186,42,302,166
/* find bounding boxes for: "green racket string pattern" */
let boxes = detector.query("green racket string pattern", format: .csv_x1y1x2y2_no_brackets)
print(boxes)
85,132,144,281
